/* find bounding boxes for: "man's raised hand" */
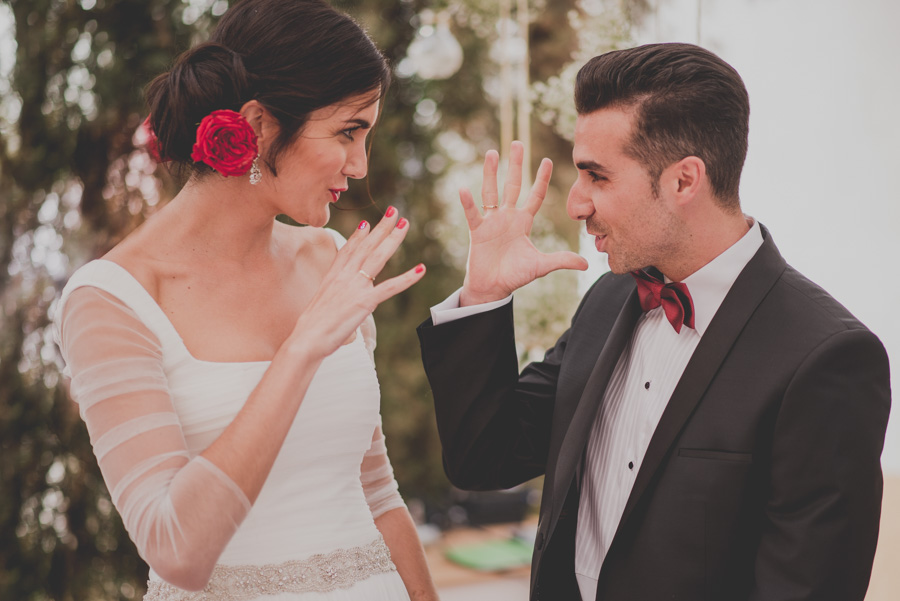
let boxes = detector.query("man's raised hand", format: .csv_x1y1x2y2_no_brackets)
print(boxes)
458,141,588,306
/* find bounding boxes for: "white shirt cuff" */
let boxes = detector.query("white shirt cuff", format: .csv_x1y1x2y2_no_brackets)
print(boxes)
430,288,513,326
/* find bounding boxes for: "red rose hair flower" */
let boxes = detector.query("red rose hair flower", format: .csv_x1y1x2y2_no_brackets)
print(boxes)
190,109,258,177
140,116,164,162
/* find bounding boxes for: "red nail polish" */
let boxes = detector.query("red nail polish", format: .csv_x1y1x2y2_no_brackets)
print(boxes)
358,220,368,230
415,263,425,274
396,217,408,229
385,206,396,218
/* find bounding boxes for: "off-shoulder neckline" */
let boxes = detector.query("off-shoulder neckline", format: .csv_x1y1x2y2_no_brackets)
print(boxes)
87,259,277,366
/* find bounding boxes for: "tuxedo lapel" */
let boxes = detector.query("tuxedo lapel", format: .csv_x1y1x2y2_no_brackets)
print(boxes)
550,289,643,519
612,230,787,540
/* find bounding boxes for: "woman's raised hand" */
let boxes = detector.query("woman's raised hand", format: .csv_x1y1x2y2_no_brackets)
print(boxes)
288,209,424,360
458,141,588,306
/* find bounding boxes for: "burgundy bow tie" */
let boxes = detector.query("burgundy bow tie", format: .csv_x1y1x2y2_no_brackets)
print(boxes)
631,269,695,333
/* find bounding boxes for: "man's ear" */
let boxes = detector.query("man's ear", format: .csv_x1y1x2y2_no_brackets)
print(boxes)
661,156,705,206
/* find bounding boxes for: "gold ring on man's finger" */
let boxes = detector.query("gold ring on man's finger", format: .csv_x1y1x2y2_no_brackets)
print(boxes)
358,269,375,281
482,204,499,209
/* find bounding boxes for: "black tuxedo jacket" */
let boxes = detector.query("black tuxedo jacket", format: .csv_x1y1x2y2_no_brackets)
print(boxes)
417,228,891,600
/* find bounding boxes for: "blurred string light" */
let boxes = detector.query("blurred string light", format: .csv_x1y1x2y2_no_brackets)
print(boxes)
181,0,229,25
493,0,532,192
397,2,534,191
0,3,21,155
532,0,632,142
397,9,463,80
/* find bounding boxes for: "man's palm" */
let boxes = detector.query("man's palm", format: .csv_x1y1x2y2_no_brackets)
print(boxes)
459,142,588,306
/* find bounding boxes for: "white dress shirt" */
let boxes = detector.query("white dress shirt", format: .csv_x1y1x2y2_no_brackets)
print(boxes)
430,220,763,601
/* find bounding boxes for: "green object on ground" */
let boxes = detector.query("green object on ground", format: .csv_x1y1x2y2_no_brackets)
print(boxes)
444,537,534,572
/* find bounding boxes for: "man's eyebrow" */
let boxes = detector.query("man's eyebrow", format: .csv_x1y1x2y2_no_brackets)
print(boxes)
575,160,611,173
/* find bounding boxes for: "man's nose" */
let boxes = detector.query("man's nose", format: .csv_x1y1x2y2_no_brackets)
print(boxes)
566,180,593,221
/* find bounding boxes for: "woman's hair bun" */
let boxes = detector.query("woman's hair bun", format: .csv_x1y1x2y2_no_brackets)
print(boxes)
145,42,253,167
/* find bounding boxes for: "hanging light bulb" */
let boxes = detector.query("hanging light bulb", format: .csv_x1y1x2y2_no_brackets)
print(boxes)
402,11,463,80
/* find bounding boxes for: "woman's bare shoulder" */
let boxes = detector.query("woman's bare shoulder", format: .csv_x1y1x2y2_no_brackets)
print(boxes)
275,221,341,271
99,217,187,300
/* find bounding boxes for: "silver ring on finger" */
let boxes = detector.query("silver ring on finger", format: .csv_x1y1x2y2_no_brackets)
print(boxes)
482,204,499,210
358,268,375,282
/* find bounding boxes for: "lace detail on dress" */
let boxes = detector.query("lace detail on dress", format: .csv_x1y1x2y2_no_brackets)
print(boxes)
143,535,397,601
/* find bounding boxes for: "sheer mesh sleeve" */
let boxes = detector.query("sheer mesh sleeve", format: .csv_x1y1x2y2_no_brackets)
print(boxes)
356,311,403,517
354,299,403,517
360,418,406,519
56,286,251,591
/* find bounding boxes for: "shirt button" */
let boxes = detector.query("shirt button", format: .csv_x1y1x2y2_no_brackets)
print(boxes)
644,381,651,390
628,461,634,469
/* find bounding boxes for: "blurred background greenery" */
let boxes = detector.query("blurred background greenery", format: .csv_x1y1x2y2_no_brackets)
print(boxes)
0,0,652,598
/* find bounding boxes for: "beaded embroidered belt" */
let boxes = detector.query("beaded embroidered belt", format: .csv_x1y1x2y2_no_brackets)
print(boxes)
143,536,396,600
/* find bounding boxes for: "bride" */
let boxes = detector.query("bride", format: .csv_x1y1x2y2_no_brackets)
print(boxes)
53,0,437,599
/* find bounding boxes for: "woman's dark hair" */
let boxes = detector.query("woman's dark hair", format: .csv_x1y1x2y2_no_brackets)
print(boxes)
575,43,749,207
145,0,391,176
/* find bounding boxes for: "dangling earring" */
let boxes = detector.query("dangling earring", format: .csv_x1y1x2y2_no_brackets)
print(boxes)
249,155,262,185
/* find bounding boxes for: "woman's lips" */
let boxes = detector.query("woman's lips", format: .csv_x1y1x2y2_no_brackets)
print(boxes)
329,189,346,202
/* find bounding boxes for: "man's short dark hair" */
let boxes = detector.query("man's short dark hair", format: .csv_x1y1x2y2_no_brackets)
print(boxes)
575,43,749,207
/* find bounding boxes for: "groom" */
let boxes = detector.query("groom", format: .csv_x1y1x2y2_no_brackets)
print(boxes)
417,43,891,600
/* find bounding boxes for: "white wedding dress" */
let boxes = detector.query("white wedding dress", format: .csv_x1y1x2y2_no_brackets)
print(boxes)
54,231,412,601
